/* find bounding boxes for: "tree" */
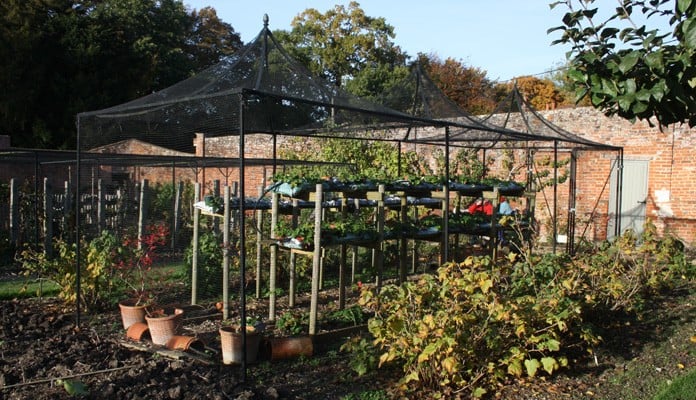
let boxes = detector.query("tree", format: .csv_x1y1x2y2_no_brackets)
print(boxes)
187,7,242,69
0,0,241,149
419,54,497,115
549,0,696,127
279,1,406,88
513,75,566,110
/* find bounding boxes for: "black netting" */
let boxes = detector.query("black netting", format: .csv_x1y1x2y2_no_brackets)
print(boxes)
77,25,467,153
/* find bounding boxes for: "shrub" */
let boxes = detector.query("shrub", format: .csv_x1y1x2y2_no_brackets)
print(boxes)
184,231,224,299
350,220,694,398
574,220,695,313
18,224,170,311
360,255,586,398
18,231,119,312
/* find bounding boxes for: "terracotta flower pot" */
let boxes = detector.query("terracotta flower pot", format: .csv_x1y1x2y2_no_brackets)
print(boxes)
165,335,205,352
118,299,148,330
219,326,261,365
145,308,183,346
262,336,313,361
125,322,150,341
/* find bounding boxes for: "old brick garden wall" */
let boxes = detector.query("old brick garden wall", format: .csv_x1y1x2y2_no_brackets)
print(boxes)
194,107,695,245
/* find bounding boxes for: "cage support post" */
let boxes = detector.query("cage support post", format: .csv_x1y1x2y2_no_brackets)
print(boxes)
137,179,149,251
268,191,278,321
191,183,201,305
222,186,230,320
43,178,53,258
309,183,323,335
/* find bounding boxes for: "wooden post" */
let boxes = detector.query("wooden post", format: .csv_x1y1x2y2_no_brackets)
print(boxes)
172,181,183,249
63,181,71,242
137,179,149,250
191,183,201,305
374,185,385,290
351,198,359,283
309,183,323,335
318,206,325,291
255,185,263,298
268,192,278,321
441,184,450,264
338,193,347,310
43,178,53,258
222,186,231,320
10,178,19,247
212,180,220,235
399,194,407,284
97,179,105,232
288,198,298,307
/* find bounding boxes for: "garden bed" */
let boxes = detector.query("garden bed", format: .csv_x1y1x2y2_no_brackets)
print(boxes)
1,276,695,399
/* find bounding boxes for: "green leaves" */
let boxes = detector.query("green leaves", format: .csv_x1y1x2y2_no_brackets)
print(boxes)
524,358,541,377
56,379,89,397
550,0,696,127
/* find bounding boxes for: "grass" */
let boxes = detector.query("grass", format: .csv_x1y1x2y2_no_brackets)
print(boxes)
0,277,60,300
0,259,187,302
653,367,696,400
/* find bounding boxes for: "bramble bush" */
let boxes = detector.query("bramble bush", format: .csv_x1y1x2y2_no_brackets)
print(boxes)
352,220,694,398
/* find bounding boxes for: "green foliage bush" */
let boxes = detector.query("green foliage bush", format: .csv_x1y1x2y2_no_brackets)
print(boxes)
184,231,224,299
353,220,694,398
18,231,119,311
18,225,171,311
360,255,581,398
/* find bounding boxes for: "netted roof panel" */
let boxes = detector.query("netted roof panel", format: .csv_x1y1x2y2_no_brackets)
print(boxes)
77,20,460,152
377,63,546,145
384,64,619,150
476,87,620,150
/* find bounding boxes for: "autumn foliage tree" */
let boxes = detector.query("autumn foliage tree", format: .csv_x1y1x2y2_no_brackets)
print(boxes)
419,54,497,115
513,75,566,110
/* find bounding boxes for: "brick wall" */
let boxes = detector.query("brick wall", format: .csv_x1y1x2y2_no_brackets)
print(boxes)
192,108,696,245
539,107,696,244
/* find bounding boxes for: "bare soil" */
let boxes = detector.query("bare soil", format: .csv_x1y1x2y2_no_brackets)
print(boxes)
1,284,695,399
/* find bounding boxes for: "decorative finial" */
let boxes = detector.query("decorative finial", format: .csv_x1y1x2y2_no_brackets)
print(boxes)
263,14,269,28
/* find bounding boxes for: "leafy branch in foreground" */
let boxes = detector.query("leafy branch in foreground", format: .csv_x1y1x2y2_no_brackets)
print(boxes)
549,0,696,127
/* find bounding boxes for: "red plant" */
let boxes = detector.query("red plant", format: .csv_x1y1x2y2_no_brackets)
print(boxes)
115,223,169,305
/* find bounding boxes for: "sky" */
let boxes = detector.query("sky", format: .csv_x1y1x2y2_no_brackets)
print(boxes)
182,0,574,83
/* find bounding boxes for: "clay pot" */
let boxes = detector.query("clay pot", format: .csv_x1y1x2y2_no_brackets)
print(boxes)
219,326,261,365
262,336,313,361
125,322,150,341
165,335,205,352
145,308,184,346
118,300,148,330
